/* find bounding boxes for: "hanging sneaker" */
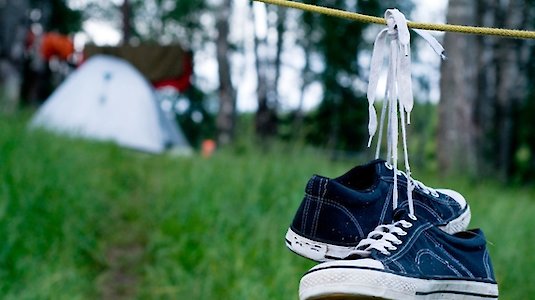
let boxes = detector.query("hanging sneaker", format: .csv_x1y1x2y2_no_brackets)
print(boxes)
285,159,471,262
298,209,498,300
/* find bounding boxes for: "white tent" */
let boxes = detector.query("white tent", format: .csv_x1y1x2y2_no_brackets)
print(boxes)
31,55,191,154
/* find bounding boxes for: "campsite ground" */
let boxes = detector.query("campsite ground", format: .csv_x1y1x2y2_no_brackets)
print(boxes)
1,112,534,299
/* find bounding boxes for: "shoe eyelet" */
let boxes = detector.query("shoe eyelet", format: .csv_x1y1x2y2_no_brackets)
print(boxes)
408,214,417,221
384,162,393,170
431,191,440,198
402,223,412,229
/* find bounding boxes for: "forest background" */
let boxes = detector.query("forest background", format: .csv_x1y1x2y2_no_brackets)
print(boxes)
1,0,535,299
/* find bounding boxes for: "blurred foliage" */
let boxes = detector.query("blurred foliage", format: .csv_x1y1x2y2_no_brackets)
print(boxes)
304,88,368,151
296,0,377,152
516,43,535,180
159,0,206,33
2,112,535,298
19,0,535,181
290,0,414,152
175,86,216,149
74,0,207,45
30,0,82,34
124,0,207,46
47,0,82,34
512,2,535,181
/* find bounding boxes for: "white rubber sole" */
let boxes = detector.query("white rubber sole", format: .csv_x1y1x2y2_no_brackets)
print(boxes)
285,228,355,262
299,265,498,300
436,188,472,235
439,205,471,235
285,205,471,262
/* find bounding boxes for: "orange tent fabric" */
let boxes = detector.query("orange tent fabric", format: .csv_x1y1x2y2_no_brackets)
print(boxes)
41,33,74,61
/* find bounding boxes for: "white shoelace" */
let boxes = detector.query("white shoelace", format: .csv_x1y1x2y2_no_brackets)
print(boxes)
385,162,440,198
367,9,445,216
347,215,416,257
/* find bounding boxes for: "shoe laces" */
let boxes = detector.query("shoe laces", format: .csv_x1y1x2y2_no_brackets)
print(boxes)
348,214,417,257
385,162,440,198
366,9,445,216
410,176,439,197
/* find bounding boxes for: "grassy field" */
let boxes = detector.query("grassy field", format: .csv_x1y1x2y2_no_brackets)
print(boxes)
1,113,534,299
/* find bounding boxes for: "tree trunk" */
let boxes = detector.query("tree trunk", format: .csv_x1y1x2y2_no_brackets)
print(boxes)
271,5,286,111
215,0,236,146
293,43,312,137
438,0,479,174
251,3,282,138
0,0,29,113
439,0,531,179
121,0,132,44
494,0,529,179
251,3,270,138
473,0,498,175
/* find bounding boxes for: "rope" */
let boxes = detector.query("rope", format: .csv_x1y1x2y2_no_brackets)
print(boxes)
254,0,535,40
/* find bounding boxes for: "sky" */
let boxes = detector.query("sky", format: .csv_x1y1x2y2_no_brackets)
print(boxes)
74,0,449,112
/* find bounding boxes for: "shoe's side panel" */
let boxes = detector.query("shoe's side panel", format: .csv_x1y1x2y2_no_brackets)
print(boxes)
290,176,366,248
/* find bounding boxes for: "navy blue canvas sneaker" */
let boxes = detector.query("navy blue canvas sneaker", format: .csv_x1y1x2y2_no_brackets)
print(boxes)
285,159,471,262
298,209,498,300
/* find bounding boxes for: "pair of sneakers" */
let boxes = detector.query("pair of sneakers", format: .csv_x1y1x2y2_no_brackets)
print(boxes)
285,159,499,299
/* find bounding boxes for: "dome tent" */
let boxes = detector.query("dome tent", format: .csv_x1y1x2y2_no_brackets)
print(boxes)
31,55,191,154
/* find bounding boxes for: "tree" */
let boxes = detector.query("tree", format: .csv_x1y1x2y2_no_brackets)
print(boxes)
215,0,236,146
437,0,479,174
42,0,82,34
121,0,133,43
249,3,286,139
297,0,412,152
514,0,535,179
0,0,30,113
1,0,81,110
438,0,534,179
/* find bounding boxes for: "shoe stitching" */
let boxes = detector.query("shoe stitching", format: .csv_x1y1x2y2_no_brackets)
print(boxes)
483,249,493,280
311,178,328,237
383,222,432,263
381,176,459,206
379,186,393,225
424,194,459,212
380,178,458,221
416,248,463,277
305,195,365,239
400,201,445,223
301,195,312,234
423,231,475,278
392,260,406,274
309,177,322,237
301,178,317,235
301,197,311,236
434,193,459,205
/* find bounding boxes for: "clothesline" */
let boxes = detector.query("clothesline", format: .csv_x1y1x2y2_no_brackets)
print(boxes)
253,0,535,40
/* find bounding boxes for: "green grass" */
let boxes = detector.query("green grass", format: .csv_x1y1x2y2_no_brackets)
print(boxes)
1,113,534,299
